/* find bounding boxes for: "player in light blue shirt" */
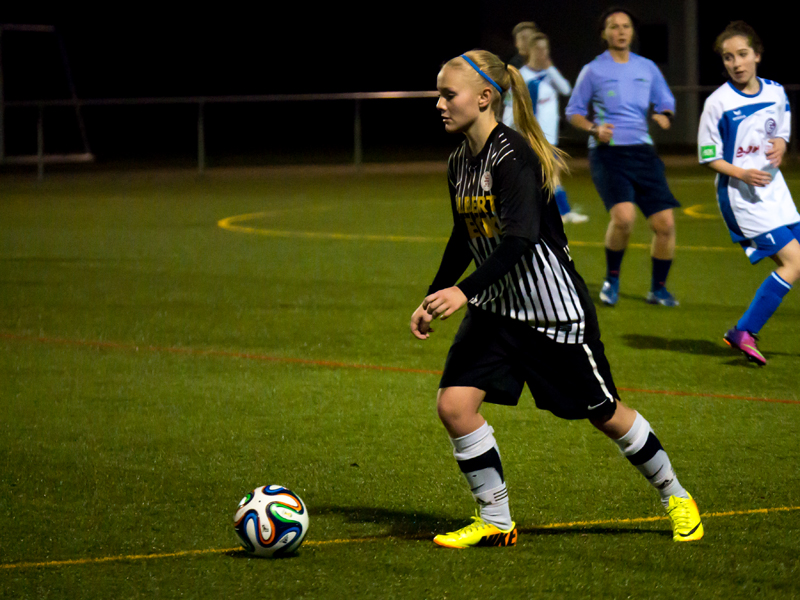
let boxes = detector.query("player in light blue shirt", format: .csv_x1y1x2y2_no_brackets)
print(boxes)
565,8,681,307
568,50,675,147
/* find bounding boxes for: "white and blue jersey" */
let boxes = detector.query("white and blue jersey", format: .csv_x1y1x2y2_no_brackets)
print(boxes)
565,51,675,148
503,65,572,145
698,78,800,243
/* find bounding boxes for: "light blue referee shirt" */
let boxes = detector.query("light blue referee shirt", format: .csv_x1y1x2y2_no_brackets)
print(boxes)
565,50,675,147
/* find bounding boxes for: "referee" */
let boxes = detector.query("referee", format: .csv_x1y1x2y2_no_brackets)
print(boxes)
566,7,681,307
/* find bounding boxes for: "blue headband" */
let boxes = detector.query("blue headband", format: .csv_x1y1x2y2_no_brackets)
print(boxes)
460,54,503,94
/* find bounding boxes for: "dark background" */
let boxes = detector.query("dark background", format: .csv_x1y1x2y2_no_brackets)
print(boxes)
0,2,795,164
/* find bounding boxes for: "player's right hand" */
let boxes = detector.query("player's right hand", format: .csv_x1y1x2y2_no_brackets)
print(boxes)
596,123,614,144
740,169,772,187
410,304,435,340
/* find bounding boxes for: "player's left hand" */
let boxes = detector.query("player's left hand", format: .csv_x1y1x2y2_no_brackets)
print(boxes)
422,287,468,320
766,137,787,168
652,113,671,130
410,304,435,340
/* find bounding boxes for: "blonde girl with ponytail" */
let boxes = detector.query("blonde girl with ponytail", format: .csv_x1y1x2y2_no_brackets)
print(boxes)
434,49,567,195
409,49,703,549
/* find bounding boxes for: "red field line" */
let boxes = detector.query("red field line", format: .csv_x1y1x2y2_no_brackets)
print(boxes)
2,331,798,405
0,332,443,376
616,386,800,405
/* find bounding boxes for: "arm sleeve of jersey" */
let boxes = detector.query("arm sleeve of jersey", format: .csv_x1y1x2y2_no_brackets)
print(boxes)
426,223,474,295
778,87,791,142
456,236,530,300
547,66,572,96
649,63,676,114
495,155,542,243
565,65,593,119
697,96,724,164
426,165,474,295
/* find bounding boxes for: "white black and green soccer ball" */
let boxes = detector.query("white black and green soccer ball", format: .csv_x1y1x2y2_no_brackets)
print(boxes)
233,485,309,557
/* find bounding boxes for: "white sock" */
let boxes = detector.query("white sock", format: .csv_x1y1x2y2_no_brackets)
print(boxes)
614,413,688,506
451,422,512,530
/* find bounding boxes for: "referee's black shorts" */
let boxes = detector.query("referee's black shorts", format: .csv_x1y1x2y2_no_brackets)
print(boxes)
440,306,618,421
589,144,680,218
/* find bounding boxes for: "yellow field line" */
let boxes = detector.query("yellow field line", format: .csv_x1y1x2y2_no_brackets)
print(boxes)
537,504,800,529
3,505,798,570
682,203,720,220
217,212,737,251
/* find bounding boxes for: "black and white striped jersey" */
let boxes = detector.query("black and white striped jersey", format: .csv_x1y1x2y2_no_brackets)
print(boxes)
443,123,599,344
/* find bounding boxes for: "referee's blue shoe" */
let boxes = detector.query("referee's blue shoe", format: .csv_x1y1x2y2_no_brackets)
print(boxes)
646,287,679,307
599,279,619,306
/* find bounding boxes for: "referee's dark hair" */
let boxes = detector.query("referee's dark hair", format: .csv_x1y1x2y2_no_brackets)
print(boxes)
598,6,639,43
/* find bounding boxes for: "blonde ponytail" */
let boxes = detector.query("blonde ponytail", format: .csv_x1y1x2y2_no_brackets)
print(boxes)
449,50,569,196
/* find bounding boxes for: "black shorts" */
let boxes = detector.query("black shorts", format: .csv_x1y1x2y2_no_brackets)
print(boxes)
440,306,618,420
589,144,680,218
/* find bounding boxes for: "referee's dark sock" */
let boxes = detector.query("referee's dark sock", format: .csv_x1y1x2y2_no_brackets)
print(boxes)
651,257,673,292
605,247,625,282
613,413,688,506
450,422,512,530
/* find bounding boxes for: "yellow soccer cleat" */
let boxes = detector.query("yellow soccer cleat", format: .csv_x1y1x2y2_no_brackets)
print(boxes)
665,493,704,542
433,513,517,549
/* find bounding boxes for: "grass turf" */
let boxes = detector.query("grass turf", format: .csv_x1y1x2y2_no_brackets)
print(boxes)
1,162,799,599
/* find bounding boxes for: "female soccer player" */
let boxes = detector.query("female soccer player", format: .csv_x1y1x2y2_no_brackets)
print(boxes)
698,21,800,365
565,8,681,307
503,32,588,224
409,49,703,548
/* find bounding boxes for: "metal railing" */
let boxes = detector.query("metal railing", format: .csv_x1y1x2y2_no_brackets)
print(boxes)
1,91,439,179
2,86,798,179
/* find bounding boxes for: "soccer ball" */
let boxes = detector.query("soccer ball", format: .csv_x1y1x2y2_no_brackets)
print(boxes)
233,485,309,557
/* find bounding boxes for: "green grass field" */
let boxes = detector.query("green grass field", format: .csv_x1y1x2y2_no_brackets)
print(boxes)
1,161,799,599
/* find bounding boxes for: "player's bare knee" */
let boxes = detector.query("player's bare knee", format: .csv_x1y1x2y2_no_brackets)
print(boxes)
611,220,634,237
590,401,636,437
589,408,617,431
648,211,675,237
436,389,463,425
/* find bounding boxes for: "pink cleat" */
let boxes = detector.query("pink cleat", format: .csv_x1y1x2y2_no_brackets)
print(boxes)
724,327,767,366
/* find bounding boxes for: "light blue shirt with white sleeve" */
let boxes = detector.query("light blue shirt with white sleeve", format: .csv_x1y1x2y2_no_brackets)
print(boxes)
565,50,675,148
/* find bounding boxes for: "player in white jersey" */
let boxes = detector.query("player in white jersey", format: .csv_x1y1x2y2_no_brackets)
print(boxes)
503,33,588,224
503,34,572,145
697,21,800,365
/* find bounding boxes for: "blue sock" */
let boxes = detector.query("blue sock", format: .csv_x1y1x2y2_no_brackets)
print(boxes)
737,272,792,334
554,186,570,216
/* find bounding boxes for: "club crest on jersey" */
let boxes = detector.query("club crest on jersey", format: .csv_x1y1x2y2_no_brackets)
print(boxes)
481,171,493,191
765,118,777,137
